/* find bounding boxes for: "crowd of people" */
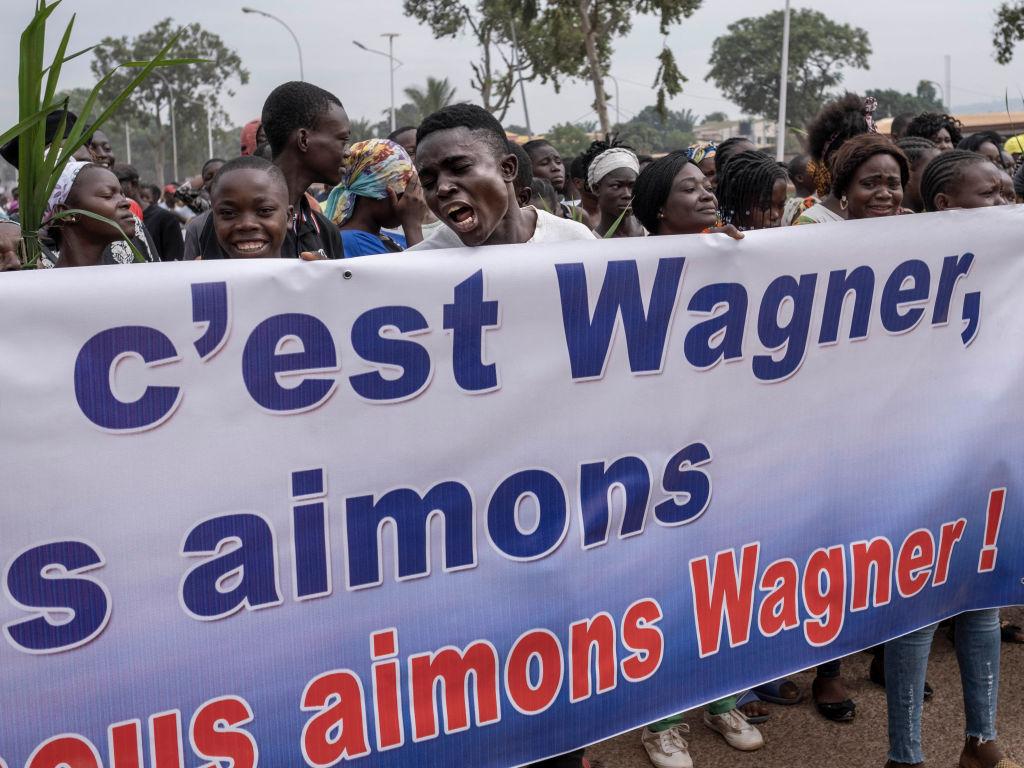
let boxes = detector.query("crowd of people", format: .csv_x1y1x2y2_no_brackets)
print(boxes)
0,79,1021,768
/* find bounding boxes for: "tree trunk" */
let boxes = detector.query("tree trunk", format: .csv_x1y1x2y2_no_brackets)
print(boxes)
577,0,609,135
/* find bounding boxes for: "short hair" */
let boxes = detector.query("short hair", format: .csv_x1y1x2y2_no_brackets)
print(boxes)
202,158,226,174
416,104,510,159
905,112,963,146
920,150,989,212
957,131,1003,154
633,151,696,233
569,153,587,182
112,163,140,183
510,143,533,194
896,136,938,167
209,155,288,198
529,176,560,213
1014,162,1024,198
715,149,788,228
890,113,915,139
523,139,554,156
144,183,162,201
830,134,909,198
786,153,809,179
261,81,344,158
388,125,417,141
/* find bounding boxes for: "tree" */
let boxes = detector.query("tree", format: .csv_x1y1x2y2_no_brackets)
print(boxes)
612,105,696,153
865,81,943,119
404,0,533,123
544,122,593,157
403,77,458,120
89,19,248,185
994,2,1024,63
518,0,701,135
706,9,870,132
702,111,728,124
349,118,377,143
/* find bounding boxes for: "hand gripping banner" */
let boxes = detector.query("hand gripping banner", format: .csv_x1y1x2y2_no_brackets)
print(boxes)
1,207,1022,767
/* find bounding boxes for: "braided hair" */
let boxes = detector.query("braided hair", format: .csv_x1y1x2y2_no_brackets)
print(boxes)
715,136,754,178
806,93,871,194
920,150,988,212
715,150,788,229
895,137,938,168
578,136,634,192
829,134,909,205
905,113,963,147
632,151,697,233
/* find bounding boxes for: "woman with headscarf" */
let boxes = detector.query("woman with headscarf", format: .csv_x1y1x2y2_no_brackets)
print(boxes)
586,145,644,237
686,140,718,189
324,139,428,256
38,160,145,268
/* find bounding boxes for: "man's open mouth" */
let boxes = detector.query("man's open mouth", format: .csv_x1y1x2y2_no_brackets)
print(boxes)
444,202,478,233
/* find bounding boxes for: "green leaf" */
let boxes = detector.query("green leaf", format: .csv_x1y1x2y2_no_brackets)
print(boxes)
50,208,145,262
602,200,632,238
43,13,76,106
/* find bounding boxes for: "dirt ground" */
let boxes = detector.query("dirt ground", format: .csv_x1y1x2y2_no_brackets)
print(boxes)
586,606,1024,768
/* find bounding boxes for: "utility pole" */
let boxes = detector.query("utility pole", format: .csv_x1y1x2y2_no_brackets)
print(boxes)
124,123,132,164
508,17,532,135
775,0,791,161
944,54,952,112
383,33,400,132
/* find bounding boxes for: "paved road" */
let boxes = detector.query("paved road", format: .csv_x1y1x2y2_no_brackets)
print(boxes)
587,606,1024,768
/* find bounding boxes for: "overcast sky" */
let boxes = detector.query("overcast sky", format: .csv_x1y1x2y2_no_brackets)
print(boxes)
2,0,1021,135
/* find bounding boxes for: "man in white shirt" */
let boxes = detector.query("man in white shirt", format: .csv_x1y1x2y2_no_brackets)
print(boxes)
408,104,594,250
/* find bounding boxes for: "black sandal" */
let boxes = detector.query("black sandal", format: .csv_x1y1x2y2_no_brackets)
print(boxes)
812,677,856,722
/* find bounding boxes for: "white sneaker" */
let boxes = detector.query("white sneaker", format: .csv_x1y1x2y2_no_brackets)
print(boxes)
641,724,694,768
703,708,764,751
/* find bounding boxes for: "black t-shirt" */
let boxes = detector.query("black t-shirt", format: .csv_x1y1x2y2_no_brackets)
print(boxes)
143,203,184,261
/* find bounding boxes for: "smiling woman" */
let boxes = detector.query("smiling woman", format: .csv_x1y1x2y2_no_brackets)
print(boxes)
830,134,909,221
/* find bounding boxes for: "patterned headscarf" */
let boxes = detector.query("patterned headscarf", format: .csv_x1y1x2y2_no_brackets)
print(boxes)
687,141,717,165
324,139,414,226
44,160,90,222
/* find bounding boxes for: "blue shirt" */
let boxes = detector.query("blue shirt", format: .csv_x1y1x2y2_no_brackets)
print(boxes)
340,229,407,257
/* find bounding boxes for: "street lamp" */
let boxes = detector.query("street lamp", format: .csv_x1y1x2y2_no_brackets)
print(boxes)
242,7,304,81
353,36,402,132
156,71,178,182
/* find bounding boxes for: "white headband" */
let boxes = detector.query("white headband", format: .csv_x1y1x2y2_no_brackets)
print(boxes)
45,160,90,222
587,147,640,190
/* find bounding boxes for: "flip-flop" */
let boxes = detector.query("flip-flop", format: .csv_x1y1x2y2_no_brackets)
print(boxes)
736,690,770,724
752,678,803,705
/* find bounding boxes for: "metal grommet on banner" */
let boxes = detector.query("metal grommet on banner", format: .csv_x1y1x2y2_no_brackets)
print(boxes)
343,270,353,280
